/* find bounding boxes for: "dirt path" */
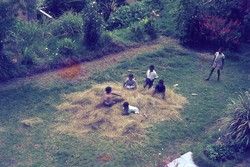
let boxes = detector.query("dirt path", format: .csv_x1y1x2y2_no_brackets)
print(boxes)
0,36,179,91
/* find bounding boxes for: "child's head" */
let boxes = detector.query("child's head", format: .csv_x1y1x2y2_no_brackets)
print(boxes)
218,47,223,53
128,74,134,80
158,79,164,85
123,102,129,110
149,65,154,72
105,86,112,94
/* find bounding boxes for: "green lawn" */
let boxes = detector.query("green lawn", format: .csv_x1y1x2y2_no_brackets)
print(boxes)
0,45,249,167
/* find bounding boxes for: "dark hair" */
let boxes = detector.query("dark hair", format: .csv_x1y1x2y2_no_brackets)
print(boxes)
123,102,129,107
105,86,112,93
159,79,164,84
149,65,154,69
128,74,134,78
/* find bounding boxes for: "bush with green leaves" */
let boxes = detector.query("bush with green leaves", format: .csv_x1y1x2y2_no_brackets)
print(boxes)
96,0,126,21
44,0,86,18
0,1,18,81
83,1,103,49
7,20,49,67
177,0,250,49
48,11,83,37
107,1,151,30
224,91,250,150
204,143,236,162
129,17,158,42
57,37,76,57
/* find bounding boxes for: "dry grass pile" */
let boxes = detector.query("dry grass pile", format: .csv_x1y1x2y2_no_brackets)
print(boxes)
55,83,187,142
20,117,43,127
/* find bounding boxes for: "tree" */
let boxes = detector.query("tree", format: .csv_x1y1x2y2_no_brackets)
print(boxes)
83,1,103,49
96,0,126,21
44,0,87,17
0,0,17,81
0,0,17,55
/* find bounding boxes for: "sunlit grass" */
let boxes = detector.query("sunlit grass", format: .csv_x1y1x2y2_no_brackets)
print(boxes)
0,44,249,166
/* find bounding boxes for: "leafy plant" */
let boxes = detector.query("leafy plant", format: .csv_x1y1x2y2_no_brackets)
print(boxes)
199,14,242,49
107,1,151,30
48,11,83,37
204,143,236,162
57,37,76,57
83,1,103,50
144,17,158,39
96,0,126,21
225,91,250,150
44,0,86,18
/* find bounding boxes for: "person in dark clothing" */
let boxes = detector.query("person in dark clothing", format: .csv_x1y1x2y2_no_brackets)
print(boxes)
152,79,166,99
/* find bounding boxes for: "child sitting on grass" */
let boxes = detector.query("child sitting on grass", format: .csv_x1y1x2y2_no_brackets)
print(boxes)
152,79,166,99
103,86,124,107
123,74,137,90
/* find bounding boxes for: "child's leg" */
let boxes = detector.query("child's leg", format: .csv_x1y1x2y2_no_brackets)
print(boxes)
148,80,154,89
144,78,149,88
217,70,220,81
205,68,215,81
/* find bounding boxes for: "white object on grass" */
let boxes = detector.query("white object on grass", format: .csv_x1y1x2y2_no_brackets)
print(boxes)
167,152,198,167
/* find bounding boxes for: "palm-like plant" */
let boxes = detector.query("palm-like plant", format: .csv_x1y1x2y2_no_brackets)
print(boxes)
96,0,126,21
225,91,250,150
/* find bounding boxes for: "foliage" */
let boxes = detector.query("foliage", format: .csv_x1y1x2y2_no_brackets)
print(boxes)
144,17,158,39
57,37,76,57
44,0,86,18
204,143,236,162
177,0,250,49
83,1,103,50
0,0,18,81
199,14,242,49
107,1,151,30
96,0,126,21
129,17,158,42
0,0,17,53
48,11,83,37
225,91,250,150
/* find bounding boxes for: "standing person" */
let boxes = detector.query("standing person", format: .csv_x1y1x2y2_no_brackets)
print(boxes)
205,48,225,81
123,74,137,90
122,102,139,116
152,79,166,99
143,65,158,89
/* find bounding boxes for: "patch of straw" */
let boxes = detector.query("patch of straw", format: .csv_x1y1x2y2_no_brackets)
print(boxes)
54,83,187,142
20,117,43,127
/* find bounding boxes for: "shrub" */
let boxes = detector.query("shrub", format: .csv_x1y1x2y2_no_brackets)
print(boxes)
129,17,158,42
96,0,126,21
107,1,151,30
199,14,242,50
57,37,76,57
0,0,16,54
83,1,103,50
225,91,250,150
129,22,146,42
204,143,236,162
48,11,83,37
44,0,87,18
0,55,17,81
98,31,113,47
144,17,158,39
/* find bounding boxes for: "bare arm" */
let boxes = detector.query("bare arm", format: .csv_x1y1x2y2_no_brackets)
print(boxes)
111,92,121,97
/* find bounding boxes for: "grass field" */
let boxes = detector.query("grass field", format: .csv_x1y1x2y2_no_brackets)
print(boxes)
0,44,249,166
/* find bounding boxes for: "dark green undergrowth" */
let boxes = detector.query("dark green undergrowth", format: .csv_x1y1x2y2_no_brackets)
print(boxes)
0,45,249,166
